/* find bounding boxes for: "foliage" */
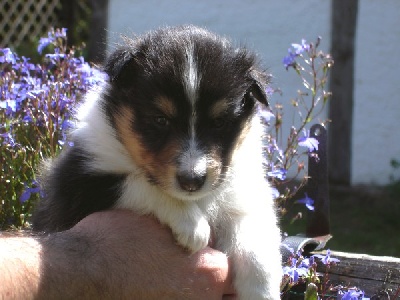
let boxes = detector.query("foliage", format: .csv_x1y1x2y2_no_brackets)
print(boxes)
261,37,333,217
0,28,106,228
281,248,369,299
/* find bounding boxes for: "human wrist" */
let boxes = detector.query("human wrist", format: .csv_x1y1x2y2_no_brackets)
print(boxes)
36,228,112,299
0,235,42,299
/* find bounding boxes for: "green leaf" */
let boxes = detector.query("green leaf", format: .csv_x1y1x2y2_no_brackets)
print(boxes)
304,282,318,300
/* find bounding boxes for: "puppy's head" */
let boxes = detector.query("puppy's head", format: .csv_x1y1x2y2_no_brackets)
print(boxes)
103,25,270,200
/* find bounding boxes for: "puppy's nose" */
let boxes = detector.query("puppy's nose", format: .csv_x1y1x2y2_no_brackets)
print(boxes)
177,172,206,192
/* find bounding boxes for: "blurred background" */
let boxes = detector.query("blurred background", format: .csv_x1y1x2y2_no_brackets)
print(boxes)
1,0,399,256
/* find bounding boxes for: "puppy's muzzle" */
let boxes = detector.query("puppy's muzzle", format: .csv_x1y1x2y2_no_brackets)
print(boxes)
177,172,206,192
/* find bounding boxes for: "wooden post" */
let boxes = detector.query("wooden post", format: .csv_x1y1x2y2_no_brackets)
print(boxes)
306,124,330,237
328,0,358,185
88,0,109,63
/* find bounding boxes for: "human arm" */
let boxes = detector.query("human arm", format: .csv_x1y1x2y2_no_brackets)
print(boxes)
0,210,234,299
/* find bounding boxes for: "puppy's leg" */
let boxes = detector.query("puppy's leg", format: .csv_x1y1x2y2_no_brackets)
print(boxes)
118,183,210,253
216,214,282,300
166,204,210,253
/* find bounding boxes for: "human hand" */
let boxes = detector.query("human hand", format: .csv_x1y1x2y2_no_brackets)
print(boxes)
69,210,235,299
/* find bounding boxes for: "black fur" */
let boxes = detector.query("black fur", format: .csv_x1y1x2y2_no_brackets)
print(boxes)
32,143,125,232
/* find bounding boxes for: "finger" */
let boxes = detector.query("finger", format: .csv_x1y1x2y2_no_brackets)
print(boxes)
222,257,236,296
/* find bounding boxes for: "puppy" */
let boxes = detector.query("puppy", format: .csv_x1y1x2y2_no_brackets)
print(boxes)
32,25,282,299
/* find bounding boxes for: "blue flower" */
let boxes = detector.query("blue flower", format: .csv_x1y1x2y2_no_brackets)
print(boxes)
292,39,310,55
0,132,17,147
0,100,17,116
20,182,42,203
265,86,274,97
257,107,275,123
295,193,315,211
299,256,314,268
283,39,311,69
282,265,308,284
313,249,340,265
45,53,66,62
268,168,287,180
298,129,319,152
337,288,369,300
37,37,54,54
55,28,67,38
0,48,17,64
283,50,296,69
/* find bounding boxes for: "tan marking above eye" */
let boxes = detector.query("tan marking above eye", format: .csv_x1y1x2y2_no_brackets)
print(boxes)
155,96,177,118
210,99,230,119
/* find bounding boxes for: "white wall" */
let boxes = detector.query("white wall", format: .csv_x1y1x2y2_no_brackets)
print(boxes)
107,0,331,94
352,0,400,185
108,0,400,185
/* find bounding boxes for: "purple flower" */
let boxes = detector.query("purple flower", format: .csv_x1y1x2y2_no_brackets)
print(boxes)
45,53,66,62
298,129,319,152
258,107,275,123
337,288,369,300
20,184,41,203
37,37,54,54
283,51,296,69
296,193,315,211
0,48,17,64
83,68,108,86
0,132,17,147
292,39,310,55
283,39,311,69
282,265,308,284
282,266,299,283
55,28,67,38
265,86,274,97
0,100,17,116
313,249,340,265
299,256,314,268
268,168,287,181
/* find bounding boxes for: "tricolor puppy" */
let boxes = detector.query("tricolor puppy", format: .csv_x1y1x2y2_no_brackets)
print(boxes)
32,25,282,299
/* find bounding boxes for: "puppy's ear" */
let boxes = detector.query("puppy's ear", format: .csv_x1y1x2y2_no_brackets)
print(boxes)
248,69,271,107
104,47,138,87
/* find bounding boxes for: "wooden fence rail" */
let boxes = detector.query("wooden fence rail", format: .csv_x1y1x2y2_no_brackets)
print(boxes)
316,251,400,298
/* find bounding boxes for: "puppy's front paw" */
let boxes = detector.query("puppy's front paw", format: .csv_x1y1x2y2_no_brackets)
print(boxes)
174,217,210,253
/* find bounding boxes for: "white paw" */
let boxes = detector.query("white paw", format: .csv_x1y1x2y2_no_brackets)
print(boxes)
173,217,210,253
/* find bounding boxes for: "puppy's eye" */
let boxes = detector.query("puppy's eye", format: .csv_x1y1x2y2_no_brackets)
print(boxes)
240,96,248,108
213,117,226,129
154,116,169,127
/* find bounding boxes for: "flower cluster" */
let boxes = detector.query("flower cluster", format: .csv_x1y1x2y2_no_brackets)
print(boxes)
281,248,369,299
283,39,310,70
0,29,106,228
261,37,333,215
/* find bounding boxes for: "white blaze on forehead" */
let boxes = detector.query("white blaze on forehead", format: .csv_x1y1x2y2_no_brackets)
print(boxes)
183,43,201,159
184,43,200,105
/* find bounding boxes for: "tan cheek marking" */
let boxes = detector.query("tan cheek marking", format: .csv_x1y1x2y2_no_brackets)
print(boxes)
155,96,177,118
207,146,223,185
155,141,180,186
115,107,154,173
210,99,230,119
